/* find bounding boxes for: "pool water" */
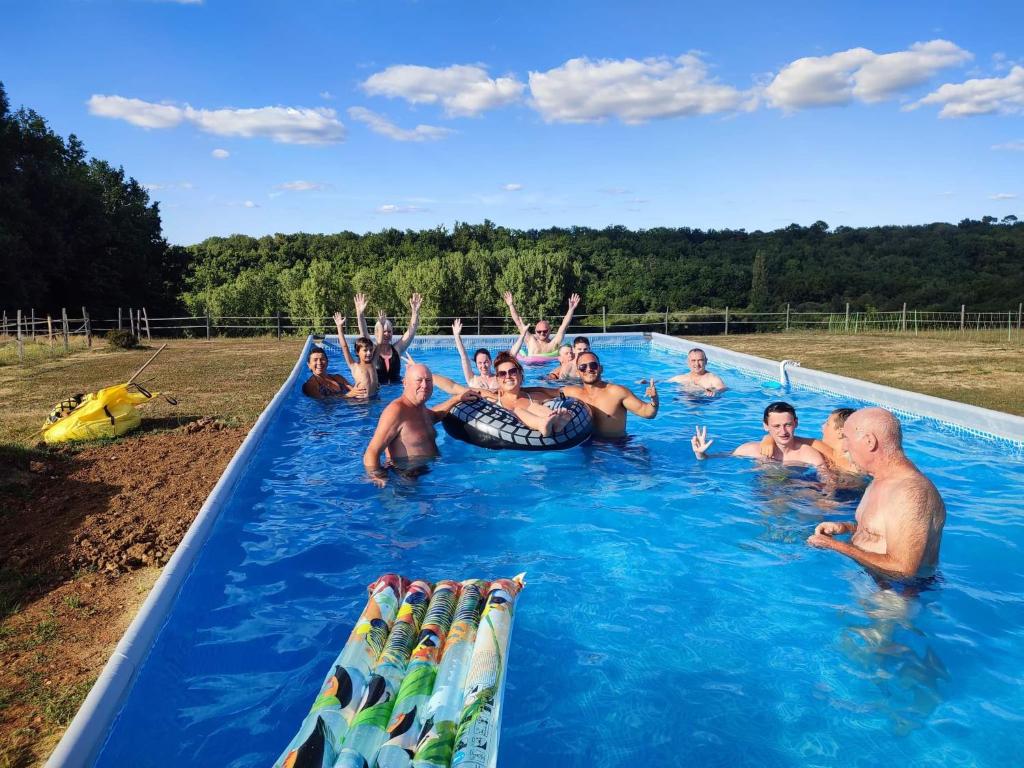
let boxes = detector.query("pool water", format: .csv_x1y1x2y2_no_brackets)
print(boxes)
95,340,1024,767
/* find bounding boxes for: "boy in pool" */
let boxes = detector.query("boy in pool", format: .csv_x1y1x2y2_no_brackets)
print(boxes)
759,406,859,472
692,401,825,466
302,347,366,399
545,344,579,381
334,312,380,397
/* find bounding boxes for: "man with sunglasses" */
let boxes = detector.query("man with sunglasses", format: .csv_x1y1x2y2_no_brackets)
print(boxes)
502,291,581,356
561,351,659,438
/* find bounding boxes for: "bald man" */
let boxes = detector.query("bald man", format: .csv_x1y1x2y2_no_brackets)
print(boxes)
807,407,946,579
363,363,467,486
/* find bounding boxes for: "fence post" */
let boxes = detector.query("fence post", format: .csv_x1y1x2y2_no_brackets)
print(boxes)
137,309,143,340
844,303,850,332
30,308,36,340
61,307,69,352
724,306,730,335
960,304,965,332
276,309,283,341
17,310,24,362
206,313,211,341
142,308,152,341
1,310,6,337
118,307,123,330
47,314,53,347
602,306,607,333
785,303,791,332
914,309,918,335
129,307,135,336
1017,302,1022,330
1009,311,1013,342
477,309,481,336
664,308,669,335
83,307,92,347
901,302,907,332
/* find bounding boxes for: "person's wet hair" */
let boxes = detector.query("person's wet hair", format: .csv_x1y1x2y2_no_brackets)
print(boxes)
573,336,590,347
688,348,707,359
307,346,328,363
830,407,856,428
763,401,796,423
355,336,375,354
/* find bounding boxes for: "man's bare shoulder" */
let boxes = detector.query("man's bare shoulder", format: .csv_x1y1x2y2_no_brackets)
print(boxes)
732,441,763,458
888,471,945,514
668,373,692,384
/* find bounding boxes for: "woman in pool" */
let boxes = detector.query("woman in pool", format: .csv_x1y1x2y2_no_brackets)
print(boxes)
355,291,422,385
301,347,367,399
433,351,570,437
451,318,529,391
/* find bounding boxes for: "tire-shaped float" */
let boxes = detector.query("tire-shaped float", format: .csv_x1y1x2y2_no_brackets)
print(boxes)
442,396,592,450
516,352,559,366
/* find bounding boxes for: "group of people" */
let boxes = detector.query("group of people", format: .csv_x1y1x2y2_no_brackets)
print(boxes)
303,292,946,582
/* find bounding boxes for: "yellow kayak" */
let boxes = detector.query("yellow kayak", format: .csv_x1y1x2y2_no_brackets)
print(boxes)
42,382,159,445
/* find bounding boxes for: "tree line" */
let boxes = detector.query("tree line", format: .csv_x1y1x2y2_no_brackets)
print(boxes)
3,82,1022,328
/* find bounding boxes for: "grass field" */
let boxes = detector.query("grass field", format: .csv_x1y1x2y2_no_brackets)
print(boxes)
1,332,1020,448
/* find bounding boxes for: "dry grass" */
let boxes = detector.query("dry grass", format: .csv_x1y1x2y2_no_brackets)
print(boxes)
0,337,302,446
687,331,1024,416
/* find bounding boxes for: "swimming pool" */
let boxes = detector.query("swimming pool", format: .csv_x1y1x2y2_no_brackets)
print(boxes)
79,337,1024,767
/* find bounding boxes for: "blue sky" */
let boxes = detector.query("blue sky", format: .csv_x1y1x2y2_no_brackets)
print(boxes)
3,0,1022,244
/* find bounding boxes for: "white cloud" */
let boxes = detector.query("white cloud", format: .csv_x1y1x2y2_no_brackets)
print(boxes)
211,148,230,159
501,183,523,191
992,139,1024,151
913,65,1024,117
347,106,453,142
243,200,259,208
276,180,328,192
88,95,346,144
528,54,755,124
362,64,525,117
87,95,184,128
142,181,193,191
765,39,971,110
320,90,335,100
376,204,427,214
990,192,1018,200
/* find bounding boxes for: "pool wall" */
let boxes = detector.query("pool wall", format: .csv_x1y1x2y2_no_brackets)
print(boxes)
651,333,1024,445
47,331,1023,767
45,336,316,768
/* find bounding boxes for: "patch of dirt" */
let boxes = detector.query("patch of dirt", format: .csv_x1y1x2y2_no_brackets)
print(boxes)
0,419,247,766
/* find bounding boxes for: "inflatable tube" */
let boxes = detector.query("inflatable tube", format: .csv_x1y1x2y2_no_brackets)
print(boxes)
516,352,558,366
442,396,592,451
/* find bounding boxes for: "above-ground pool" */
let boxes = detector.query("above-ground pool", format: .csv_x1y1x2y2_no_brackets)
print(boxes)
87,336,1024,767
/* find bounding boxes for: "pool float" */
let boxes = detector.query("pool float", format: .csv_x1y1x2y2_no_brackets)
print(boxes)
333,581,434,768
450,575,526,768
274,574,406,768
41,382,159,445
442,395,593,451
407,580,488,768
371,581,460,768
516,351,559,366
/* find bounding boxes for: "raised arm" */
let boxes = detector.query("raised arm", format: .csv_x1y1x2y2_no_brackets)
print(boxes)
431,371,471,397
621,379,659,419
508,323,530,357
551,293,581,346
452,319,476,385
333,312,357,371
502,291,529,335
393,293,422,354
354,293,370,339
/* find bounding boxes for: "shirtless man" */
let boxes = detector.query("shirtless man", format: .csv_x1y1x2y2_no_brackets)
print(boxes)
561,351,659,438
545,345,579,381
807,408,945,579
502,291,581,356
301,347,366,399
362,364,468,486
669,348,727,395
761,407,859,472
691,401,825,466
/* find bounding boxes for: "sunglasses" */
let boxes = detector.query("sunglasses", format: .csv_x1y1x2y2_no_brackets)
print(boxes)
496,368,521,379
535,328,550,334
577,362,600,372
